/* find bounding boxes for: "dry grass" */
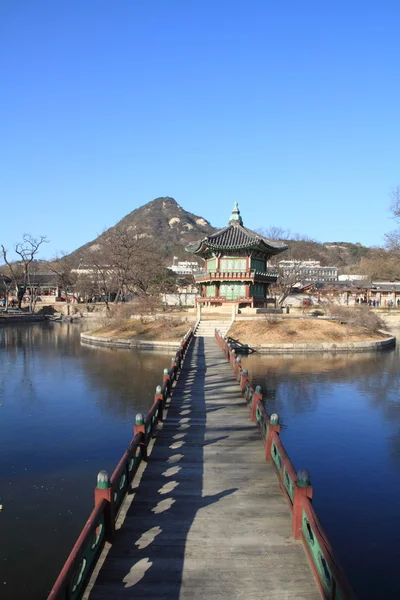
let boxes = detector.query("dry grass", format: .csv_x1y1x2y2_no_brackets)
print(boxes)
89,317,195,341
227,318,387,345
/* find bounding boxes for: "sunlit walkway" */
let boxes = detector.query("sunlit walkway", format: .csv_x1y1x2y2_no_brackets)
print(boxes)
84,337,320,599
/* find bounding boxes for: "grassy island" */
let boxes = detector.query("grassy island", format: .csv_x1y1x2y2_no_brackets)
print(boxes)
88,317,195,342
228,318,387,346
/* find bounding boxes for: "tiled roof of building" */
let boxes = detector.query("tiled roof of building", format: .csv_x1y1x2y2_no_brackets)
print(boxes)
186,203,288,255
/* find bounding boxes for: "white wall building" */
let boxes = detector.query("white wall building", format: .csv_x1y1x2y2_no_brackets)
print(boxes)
278,260,338,282
168,259,201,275
338,274,366,282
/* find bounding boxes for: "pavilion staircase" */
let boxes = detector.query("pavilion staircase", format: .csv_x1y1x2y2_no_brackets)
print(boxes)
194,318,232,338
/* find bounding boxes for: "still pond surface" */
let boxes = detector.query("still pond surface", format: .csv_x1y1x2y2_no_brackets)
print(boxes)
0,322,399,599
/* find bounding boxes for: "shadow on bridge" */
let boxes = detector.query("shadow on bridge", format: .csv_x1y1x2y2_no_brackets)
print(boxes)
88,337,238,599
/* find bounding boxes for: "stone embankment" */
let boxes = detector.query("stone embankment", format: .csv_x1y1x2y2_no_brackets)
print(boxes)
0,313,45,324
254,331,395,353
80,332,184,349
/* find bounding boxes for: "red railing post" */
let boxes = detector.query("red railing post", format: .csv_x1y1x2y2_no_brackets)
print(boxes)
94,470,115,541
265,414,281,459
163,368,171,396
234,356,241,381
292,469,313,539
134,413,147,460
155,386,164,421
250,385,263,421
230,348,236,370
240,369,249,393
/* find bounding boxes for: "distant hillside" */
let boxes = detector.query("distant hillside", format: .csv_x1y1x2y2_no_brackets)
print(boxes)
66,196,381,272
68,197,217,265
277,239,376,271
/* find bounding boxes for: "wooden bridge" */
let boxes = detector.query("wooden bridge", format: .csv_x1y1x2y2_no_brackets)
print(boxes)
48,328,355,600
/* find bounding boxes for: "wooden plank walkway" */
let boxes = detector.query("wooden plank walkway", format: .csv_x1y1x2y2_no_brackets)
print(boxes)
85,336,320,599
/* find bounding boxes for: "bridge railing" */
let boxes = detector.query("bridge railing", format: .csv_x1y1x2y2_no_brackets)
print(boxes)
215,328,356,600
47,327,194,600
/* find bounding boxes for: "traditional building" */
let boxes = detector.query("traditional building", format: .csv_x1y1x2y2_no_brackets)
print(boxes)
186,202,288,308
279,260,338,283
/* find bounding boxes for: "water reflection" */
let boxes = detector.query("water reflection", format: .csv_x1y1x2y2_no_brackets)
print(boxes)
2,323,399,599
0,322,171,600
243,342,400,599
243,349,400,422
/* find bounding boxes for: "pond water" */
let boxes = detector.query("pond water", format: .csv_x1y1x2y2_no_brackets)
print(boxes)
0,323,399,599
241,343,400,600
0,322,172,600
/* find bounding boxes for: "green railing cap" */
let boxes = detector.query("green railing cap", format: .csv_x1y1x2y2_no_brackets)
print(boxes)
270,413,279,425
255,385,262,394
163,368,169,375
242,369,248,376
296,468,311,487
97,470,110,489
156,385,162,394
236,356,241,364
135,413,144,425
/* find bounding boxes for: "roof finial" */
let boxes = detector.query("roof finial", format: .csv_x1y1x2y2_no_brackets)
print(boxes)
229,201,243,226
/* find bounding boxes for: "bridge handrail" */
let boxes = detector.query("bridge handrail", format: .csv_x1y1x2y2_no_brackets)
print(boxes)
110,432,143,516
214,328,356,600
47,499,108,599
47,326,195,600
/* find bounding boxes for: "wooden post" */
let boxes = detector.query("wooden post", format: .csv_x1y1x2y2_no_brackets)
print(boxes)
240,369,249,393
292,469,313,539
265,414,281,459
155,386,164,420
134,413,147,461
251,385,262,421
234,356,241,381
163,368,171,396
230,349,236,370
170,358,177,382
94,470,115,541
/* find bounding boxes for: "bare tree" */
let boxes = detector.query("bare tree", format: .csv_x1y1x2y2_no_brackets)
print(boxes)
259,226,292,241
83,224,168,309
385,186,400,251
0,271,13,310
258,229,319,307
358,251,400,281
48,254,77,316
1,234,48,311
268,262,303,307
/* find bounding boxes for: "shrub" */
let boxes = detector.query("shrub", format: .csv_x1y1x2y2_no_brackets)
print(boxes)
265,316,282,325
326,305,385,333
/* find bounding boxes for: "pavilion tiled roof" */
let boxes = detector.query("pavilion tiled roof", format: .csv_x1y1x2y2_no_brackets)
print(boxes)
186,202,288,255
204,224,287,251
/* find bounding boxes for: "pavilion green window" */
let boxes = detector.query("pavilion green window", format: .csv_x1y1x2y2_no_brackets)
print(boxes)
251,258,265,272
207,258,216,272
206,285,216,297
220,282,246,300
220,258,246,272
251,284,265,298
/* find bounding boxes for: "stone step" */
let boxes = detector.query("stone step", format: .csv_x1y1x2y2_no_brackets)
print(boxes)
194,321,231,337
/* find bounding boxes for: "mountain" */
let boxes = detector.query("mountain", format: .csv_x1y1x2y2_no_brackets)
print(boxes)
67,196,380,272
67,197,217,265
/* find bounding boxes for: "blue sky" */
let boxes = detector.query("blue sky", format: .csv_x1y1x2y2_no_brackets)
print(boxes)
1,1,400,260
